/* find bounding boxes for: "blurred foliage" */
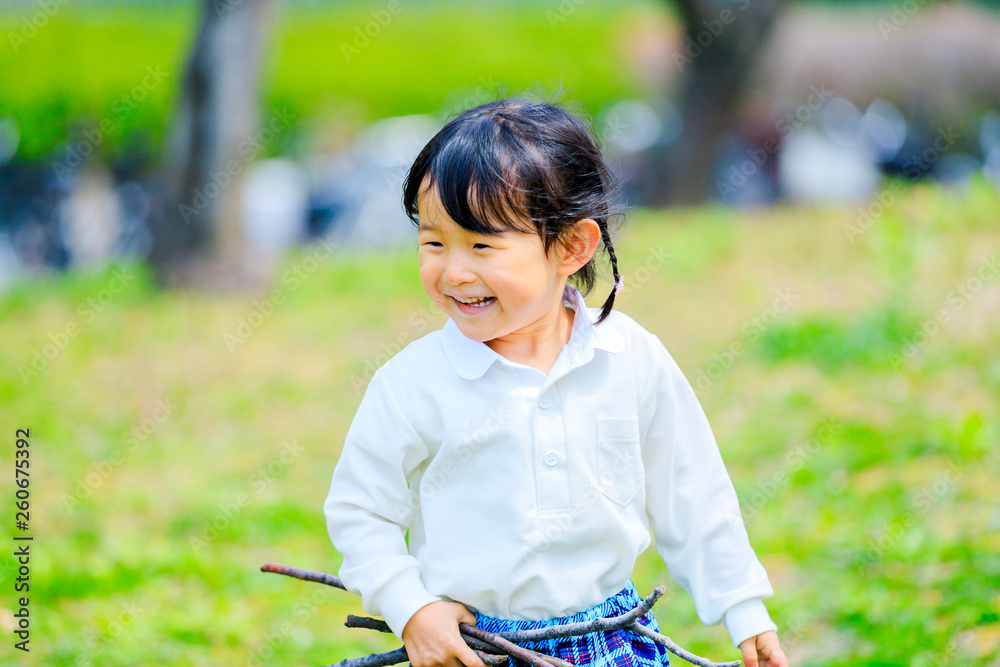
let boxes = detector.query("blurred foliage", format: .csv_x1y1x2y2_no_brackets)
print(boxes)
4,0,1000,163
0,0,660,163
1,177,999,665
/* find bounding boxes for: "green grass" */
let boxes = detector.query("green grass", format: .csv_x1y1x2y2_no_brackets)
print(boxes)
1,177,999,665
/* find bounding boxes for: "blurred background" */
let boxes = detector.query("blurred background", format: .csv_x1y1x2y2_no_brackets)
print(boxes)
1,0,999,665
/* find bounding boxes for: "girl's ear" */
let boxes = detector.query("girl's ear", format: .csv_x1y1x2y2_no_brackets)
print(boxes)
556,218,602,275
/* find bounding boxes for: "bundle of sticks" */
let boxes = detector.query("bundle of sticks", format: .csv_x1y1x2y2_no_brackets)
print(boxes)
260,563,741,667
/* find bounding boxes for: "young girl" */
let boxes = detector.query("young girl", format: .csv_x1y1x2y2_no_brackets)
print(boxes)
324,98,788,667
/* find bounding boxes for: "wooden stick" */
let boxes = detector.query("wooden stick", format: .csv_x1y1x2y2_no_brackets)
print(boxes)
460,631,508,655
320,646,407,667
261,564,741,667
462,632,573,667
344,614,573,667
261,562,346,590
460,623,555,667
459,630,575,667
320,647,508,667
629,621,741,667
478,651,510,665
344,585,662,644
463,586,665,643
344,615,393,633
344,615,572,667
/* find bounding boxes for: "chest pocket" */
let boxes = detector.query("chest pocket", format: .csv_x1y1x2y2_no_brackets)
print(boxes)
596,416,643,505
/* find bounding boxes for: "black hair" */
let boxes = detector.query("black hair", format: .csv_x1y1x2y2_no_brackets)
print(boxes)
401,95,627,326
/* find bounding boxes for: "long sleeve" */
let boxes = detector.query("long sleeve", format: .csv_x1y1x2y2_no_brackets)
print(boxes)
638,335,778,648
324,366,441,641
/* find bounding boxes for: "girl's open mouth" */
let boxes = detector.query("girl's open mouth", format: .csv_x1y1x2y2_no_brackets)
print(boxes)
450,295,496,314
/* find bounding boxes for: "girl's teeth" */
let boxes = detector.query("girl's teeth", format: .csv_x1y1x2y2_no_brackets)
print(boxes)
455,296,494,307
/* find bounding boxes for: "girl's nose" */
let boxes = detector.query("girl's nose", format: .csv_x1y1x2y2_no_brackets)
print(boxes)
443,254,476,286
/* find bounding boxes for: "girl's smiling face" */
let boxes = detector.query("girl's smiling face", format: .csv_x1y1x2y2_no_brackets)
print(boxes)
416,181,597,357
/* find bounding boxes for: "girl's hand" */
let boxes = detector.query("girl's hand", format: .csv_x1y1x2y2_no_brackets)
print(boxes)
401,600,486,667
738,630,789,667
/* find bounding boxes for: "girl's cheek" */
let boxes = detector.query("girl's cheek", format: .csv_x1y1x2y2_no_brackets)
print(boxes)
417,267,437,295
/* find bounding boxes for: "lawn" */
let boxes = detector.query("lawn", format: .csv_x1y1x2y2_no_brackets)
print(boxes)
1,176,998,666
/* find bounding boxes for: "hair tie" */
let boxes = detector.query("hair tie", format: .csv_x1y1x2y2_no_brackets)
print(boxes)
614,275,625,295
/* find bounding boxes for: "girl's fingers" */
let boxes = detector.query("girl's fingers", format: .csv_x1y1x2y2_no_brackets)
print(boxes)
462,636,487,666
740,644,759,667
768,645,789,667
457,606,478,626
762,633,788,667
456,642,488,667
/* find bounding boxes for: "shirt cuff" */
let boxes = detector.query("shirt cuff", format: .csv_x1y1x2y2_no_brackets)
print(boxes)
371,568,443,642
723,598,778,649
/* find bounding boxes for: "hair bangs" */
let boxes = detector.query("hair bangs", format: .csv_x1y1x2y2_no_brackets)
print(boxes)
405,113,541,237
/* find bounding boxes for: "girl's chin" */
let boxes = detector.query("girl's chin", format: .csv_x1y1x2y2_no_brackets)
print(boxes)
453,320,500,341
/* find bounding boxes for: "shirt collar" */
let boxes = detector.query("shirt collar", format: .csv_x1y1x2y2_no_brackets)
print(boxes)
440,283,624,381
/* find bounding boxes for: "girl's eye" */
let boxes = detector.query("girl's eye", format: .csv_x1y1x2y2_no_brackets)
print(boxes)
420,240,492,249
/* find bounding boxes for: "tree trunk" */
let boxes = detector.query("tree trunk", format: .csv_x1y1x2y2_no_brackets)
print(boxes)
645,0,786,206
148,0,278,290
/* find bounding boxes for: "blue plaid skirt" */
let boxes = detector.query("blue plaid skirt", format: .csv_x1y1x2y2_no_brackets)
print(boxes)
468,580,670,667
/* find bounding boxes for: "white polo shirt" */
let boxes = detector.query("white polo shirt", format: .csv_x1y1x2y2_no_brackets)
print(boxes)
324,283,777,648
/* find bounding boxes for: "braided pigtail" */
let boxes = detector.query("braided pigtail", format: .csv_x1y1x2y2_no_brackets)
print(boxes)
594,220,620,326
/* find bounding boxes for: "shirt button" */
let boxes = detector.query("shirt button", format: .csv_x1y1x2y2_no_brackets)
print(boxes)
539,394,552,409
544,451,559,466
